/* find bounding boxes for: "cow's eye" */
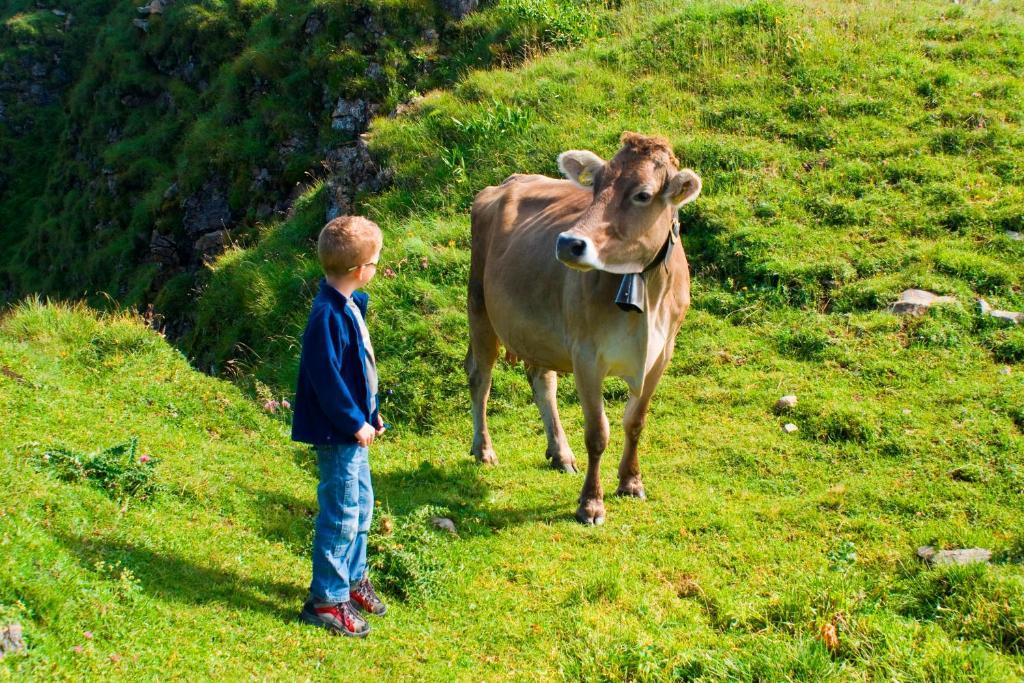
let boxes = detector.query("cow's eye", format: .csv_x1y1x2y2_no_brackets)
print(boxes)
633,191,652,204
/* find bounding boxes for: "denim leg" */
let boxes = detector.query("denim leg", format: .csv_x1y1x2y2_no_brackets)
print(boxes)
309,443,363,603
349,449,373,582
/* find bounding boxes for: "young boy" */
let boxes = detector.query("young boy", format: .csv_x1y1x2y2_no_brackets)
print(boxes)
292,215,388,637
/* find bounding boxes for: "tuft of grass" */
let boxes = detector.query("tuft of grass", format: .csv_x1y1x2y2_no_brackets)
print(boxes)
29,437,159,503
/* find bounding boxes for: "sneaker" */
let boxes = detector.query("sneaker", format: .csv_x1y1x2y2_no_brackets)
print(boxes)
350,577,388,616
299,599,370,637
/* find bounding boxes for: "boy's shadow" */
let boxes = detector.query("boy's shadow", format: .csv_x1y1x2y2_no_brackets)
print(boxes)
54,531,304,622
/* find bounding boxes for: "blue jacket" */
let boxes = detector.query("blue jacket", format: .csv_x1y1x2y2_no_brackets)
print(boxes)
291,279,380,445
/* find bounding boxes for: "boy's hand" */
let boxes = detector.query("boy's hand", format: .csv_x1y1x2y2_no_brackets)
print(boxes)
354,423,376,447
375,414,386,436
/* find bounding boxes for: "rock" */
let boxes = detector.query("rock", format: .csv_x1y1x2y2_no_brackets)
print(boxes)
888,289,956,316
439,0,479,19
181,178,231,236
362,15,387,41
421,28,439,44
977,298,992,315
0,623,25,658
322,139,392,221
999,366,1011,376
52,9,67,16
430,517,456,534
133,18,149,32
137,0,167,15
365,62,385,81
251,167,271,191
1007,230,1023,241
277,136,302,157
782,423,799,434
331,98,370,135
304,12,324,36
989,309,1022,324
917,546,991,567
148,231,179,268
163,182,178,201
391,95,424,119
774,394,797,413
193,229,229,263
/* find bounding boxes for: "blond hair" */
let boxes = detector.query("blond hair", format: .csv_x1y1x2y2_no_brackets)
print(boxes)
317,216,383,276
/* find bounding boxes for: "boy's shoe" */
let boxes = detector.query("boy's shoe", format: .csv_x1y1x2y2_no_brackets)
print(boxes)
351,577,388,616
299,599,370,637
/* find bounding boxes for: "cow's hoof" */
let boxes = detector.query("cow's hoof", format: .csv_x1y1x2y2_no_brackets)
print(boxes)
615,478,646,500
575,498,605,526
545,447,577,474
472,449,498,466
550,457,578,474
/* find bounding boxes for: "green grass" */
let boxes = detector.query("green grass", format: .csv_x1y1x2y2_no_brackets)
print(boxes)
3,0,1024,678
3,290,1024,679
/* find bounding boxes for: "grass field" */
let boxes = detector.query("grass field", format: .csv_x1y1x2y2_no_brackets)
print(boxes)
3,0,1024,679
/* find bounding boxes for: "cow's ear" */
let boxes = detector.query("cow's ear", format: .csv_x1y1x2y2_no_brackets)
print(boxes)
557,150,604,189
663,169,701,207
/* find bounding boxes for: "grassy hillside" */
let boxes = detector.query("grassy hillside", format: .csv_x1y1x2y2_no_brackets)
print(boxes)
187,0,1023,426
3,0,1024,679
0,0,613,305
2,295,1023,678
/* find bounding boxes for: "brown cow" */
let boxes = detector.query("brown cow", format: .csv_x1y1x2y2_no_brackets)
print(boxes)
465,132,701,524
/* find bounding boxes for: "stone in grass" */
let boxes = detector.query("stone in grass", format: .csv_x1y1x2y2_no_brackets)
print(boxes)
0,623,25,658
888,289,956,316
774,395,798,413
917,546,991,567
430,517,456,534
1007,230,1022,241
989,310,1023,325
782,423,799,434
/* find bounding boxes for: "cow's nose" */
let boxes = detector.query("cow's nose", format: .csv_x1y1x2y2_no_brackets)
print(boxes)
556,234,588,261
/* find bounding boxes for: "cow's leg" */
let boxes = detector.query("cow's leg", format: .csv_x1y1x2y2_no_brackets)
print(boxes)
466,286,499,465
574,364,609,525
615,353,672,499
525,365,577,474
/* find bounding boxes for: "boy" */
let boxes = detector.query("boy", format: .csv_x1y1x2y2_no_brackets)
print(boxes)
292,215,388,637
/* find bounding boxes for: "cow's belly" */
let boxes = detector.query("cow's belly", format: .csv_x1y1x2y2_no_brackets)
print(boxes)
487,290,574,372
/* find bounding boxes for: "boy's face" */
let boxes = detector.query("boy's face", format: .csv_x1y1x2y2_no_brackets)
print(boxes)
357,247,382,287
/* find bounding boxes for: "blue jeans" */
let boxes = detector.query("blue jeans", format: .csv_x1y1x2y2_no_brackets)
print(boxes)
310,443,373,603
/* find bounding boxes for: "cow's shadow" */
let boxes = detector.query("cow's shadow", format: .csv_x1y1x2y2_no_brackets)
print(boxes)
241,447,570,556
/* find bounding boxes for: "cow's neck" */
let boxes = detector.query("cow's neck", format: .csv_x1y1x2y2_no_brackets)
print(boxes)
614,215,680,314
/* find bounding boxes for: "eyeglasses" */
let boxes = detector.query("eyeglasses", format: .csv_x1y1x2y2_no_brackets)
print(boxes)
346,261,379,272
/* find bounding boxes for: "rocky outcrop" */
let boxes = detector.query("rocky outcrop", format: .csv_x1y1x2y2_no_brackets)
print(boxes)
182,178,232,236
331,98,372,135
439,0,480,19
194,229,230,263
323,138,392,221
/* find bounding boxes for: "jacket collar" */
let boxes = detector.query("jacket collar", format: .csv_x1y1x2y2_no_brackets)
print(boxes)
319,278,368,311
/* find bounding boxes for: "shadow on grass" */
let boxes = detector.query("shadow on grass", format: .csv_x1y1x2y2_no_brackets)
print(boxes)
244,454,575,556
54,532,304,623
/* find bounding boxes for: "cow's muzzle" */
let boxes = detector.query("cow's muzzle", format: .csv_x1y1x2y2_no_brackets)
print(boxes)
555,233,600,271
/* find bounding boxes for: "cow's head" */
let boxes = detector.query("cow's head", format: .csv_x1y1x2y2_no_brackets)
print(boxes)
555,132,701,274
